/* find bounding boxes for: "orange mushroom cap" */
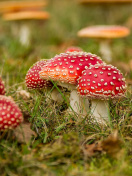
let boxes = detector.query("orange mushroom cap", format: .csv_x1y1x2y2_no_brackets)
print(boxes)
77,25,130,39
0,0,47,13
2,11,50,21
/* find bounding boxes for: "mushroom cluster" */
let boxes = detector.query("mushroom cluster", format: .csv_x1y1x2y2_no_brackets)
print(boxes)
39,51,104,114
26,49,127,125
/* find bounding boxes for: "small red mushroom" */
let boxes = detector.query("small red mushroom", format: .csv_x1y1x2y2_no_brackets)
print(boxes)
0,95,23,130
0,77,5,95
77,64,127,124
25,59,63,102
39,52,104,114
25,59,52,89
65,46,83,53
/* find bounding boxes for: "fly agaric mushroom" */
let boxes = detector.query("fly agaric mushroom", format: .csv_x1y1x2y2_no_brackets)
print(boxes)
39,52,104,114
77,64,127,124
77,25,130,63
0,77,5,95
25,59,52,89
0,95,23,130
25,59,63,102
65,46,83,53
2,10,50,46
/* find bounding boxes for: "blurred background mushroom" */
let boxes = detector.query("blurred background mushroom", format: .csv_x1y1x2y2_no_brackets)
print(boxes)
0,0,47,13
77,25,130,63
1,0,49,46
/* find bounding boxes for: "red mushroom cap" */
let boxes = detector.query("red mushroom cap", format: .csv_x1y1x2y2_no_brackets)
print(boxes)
39,52,104,85
65,46,83,53
0,95,23,130
25,59,52,89
0,77,5,95
77,64,127,99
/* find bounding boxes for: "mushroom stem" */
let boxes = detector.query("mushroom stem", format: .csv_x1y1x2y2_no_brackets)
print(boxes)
99,39,112,63
69,90,89,114
57,82,89,114
19,23,30,46
50,88,63,103
91,99,109,124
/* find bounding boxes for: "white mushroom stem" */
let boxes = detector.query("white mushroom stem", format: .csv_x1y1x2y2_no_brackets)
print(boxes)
50,88,63,103
70,90,89,114
10,22,31,46
91,99,109,124
57,82,89,114
19,24,30,46
99,39,112,63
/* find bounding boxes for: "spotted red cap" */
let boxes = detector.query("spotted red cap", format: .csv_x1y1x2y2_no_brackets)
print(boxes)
0,95,23,130
39,52,104,85
0,77,5,95
25,59,52,89
65,46,83,53
77,64,127,99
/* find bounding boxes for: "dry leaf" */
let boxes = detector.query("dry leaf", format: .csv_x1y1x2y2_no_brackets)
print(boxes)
101,131,122,157
14,123,37,143
82,142,103,157
17,86,31,100
82,131,123,158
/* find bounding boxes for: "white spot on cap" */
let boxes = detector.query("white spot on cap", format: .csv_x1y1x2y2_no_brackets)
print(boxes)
98,83,101,86
110,82,114,85
116,87,119,90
